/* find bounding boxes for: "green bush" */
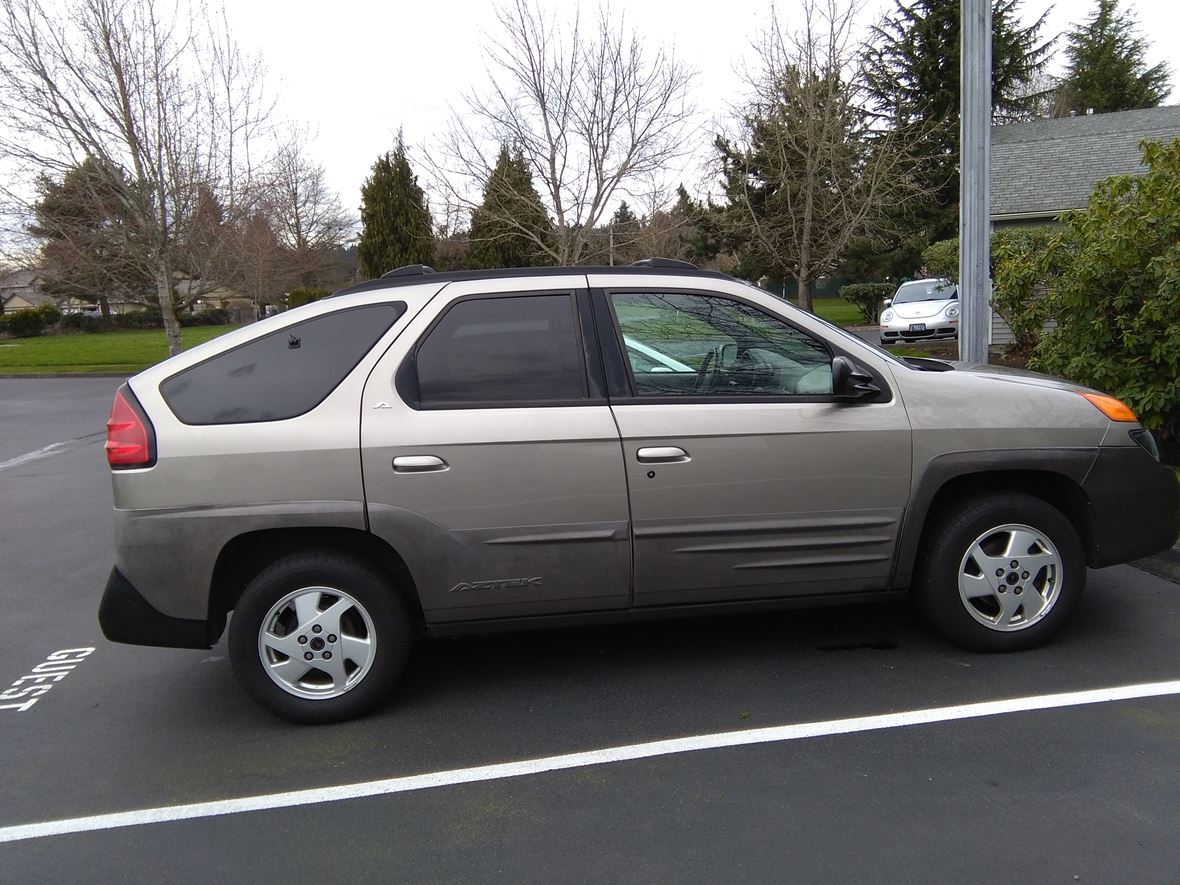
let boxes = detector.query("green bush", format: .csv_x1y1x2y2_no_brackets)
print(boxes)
0,314,8,335
36,303,63,325
288,287,331,309
179,308,231,327
113,309,163,330
7,309,45,338
59,313,103,333
921,238,959,281
1031,140,1180,440
922,229,1060,357
838,283,894,324
990,227,1059,357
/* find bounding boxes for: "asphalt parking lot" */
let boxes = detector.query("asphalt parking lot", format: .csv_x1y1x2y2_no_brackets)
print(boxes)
2,377,1179,883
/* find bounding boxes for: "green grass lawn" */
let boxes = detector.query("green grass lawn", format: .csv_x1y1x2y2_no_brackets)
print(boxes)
787,297,865,328
0,325,239,374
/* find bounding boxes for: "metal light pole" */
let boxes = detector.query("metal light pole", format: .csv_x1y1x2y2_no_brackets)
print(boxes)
959,0,991,364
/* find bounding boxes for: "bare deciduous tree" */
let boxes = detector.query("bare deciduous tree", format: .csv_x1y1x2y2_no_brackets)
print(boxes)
217,210,290,316
428,0,697,265
1013,70,1072,120
266,128,355,288
719,0,931,310
0,0,269,353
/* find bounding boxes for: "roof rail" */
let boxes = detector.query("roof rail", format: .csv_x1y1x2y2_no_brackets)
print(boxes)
381,264,437,279
629,257,698,270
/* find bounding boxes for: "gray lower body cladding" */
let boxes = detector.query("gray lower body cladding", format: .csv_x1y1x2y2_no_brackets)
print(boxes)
1081,446,1180,566
99,566,212,649
112,501,367,621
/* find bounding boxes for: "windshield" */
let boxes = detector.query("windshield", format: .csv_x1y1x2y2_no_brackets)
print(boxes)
893,280,957,304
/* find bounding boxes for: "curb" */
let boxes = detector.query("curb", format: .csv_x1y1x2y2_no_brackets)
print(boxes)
0,373,132,379
1132,544,1180,585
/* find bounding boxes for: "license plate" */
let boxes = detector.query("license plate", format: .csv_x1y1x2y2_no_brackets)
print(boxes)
909,323,926,332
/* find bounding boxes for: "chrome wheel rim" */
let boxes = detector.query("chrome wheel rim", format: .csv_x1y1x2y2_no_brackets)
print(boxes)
957,523,1063,632
257,586,376,700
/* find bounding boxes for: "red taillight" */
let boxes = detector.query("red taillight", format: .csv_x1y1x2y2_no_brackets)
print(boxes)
106,389,154,468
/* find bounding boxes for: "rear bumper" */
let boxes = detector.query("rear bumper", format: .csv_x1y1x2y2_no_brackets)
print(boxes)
1082,446,1180,567
98,567,216,650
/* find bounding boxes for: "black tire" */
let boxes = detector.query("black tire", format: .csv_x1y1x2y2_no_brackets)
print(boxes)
229,551,411,723
913,493,1085,652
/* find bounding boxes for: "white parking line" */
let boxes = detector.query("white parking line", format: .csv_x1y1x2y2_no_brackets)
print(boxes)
0,441,70,471
2,678,1178,844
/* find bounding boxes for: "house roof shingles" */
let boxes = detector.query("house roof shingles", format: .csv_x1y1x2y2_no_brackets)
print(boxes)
0,269,55,308
990,104,1180,219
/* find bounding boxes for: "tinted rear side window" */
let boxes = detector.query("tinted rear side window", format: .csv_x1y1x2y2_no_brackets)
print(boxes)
412,294,586,406
161,303,405,424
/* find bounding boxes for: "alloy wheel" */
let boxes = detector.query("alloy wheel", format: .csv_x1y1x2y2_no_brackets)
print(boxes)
957,523,1063,632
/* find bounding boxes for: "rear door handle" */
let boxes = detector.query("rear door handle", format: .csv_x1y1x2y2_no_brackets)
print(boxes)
636,446,690,464
392,455,449,473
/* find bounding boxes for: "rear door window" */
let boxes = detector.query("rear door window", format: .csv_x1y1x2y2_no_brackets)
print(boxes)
161,303,405,424
406,293,587,407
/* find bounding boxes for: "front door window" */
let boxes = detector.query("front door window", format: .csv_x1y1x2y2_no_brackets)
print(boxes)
611,291,833,397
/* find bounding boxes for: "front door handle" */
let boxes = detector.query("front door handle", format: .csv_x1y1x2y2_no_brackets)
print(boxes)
393,455,449,473
636,446,690,464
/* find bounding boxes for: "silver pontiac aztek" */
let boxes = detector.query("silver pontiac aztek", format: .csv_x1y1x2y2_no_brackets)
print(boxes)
99,261,1180,723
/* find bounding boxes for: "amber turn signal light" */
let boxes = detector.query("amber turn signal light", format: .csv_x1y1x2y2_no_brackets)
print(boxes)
1080,392,1137,422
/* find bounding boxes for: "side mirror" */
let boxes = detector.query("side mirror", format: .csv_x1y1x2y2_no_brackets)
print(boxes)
883,298,892,308
832,356,881,402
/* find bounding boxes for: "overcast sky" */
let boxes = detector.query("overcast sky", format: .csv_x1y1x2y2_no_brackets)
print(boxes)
230,0,1180,220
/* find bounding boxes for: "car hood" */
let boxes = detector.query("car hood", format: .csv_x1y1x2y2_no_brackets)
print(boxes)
893,359,1113,444
953,361,1097,394
890,300,953,319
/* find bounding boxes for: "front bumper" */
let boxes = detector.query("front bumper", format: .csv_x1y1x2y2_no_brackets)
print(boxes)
880,317,959,343
1081,445,1180,567
98,567,216,649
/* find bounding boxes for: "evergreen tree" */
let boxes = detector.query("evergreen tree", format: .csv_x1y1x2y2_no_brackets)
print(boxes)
28,158,154,317
357,134,435,279
610,202,637,226
1060,0,1171,115
606,201,641,265
863,0,1053,244
673,186,723,267
466,145,551,269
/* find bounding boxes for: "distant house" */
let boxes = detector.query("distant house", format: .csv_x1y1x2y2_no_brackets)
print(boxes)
988,104,1180,344
0,269,54,313
174,277,255,322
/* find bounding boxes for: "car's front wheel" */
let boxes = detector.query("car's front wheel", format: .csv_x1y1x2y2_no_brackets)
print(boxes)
914,493,1085,651
228,552,411,723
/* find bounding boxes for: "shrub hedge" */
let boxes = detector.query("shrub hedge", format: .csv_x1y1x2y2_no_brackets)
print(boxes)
6,310,45,338
838,283,894,324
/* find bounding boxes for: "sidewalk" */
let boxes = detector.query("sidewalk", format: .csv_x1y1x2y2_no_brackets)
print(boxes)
1134,544,1180,584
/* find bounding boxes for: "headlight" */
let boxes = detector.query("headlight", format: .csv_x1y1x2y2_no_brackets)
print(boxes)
881,309,894,323
944,303,960,318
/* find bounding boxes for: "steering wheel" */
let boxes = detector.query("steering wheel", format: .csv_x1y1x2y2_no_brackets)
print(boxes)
694,345,725,394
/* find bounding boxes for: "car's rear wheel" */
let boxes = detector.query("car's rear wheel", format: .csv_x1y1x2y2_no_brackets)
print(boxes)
229,552,411,723
914,493,1085,651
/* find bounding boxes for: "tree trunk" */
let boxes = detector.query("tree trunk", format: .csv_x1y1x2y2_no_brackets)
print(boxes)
797,275,814,313
99,296,111,322
156,259,182,356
